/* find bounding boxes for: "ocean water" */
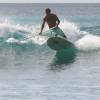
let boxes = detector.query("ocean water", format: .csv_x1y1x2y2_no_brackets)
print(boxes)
0,3,100,100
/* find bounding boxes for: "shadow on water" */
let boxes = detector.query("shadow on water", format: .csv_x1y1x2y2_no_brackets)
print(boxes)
50,47,77,71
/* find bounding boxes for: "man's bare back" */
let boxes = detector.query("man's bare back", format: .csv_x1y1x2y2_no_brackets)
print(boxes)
44,13,59,28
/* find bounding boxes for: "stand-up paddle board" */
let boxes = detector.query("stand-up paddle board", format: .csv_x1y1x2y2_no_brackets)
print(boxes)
47,37,74,51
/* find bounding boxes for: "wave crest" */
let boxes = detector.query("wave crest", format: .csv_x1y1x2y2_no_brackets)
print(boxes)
0,18,100,51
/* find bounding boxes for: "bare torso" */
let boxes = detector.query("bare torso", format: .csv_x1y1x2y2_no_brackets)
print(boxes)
44,13,58,28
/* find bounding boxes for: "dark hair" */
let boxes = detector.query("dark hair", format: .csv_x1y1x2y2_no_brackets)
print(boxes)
45,8,51,13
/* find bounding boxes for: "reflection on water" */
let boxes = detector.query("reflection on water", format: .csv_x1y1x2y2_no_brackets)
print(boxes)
50,47,77,71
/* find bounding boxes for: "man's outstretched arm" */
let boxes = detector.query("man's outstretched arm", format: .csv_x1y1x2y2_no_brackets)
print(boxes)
39,20,45,35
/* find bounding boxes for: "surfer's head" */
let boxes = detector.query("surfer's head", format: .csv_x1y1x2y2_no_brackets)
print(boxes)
45,8,51,15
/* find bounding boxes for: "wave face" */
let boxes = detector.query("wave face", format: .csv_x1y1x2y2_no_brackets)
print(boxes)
0,18,93,68
0,18,100,52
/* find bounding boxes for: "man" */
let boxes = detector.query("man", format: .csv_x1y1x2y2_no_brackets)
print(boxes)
39,8,66,38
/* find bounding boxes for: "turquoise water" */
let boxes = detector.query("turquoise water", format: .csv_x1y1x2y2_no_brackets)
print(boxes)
0,3,100,100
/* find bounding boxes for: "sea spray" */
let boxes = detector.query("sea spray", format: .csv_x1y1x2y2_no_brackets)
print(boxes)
0,18,100,51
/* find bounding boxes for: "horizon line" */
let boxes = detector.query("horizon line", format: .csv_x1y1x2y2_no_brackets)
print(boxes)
0,2,99,3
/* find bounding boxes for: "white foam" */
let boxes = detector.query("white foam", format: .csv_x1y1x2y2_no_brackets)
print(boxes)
6,38,28,44
59,20,86,42
27,35,48,45
6,38,20,43
75,34,100,51
59,20,100,51
0,18,35,38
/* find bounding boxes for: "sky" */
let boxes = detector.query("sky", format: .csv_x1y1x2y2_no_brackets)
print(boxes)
0,0,100,3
